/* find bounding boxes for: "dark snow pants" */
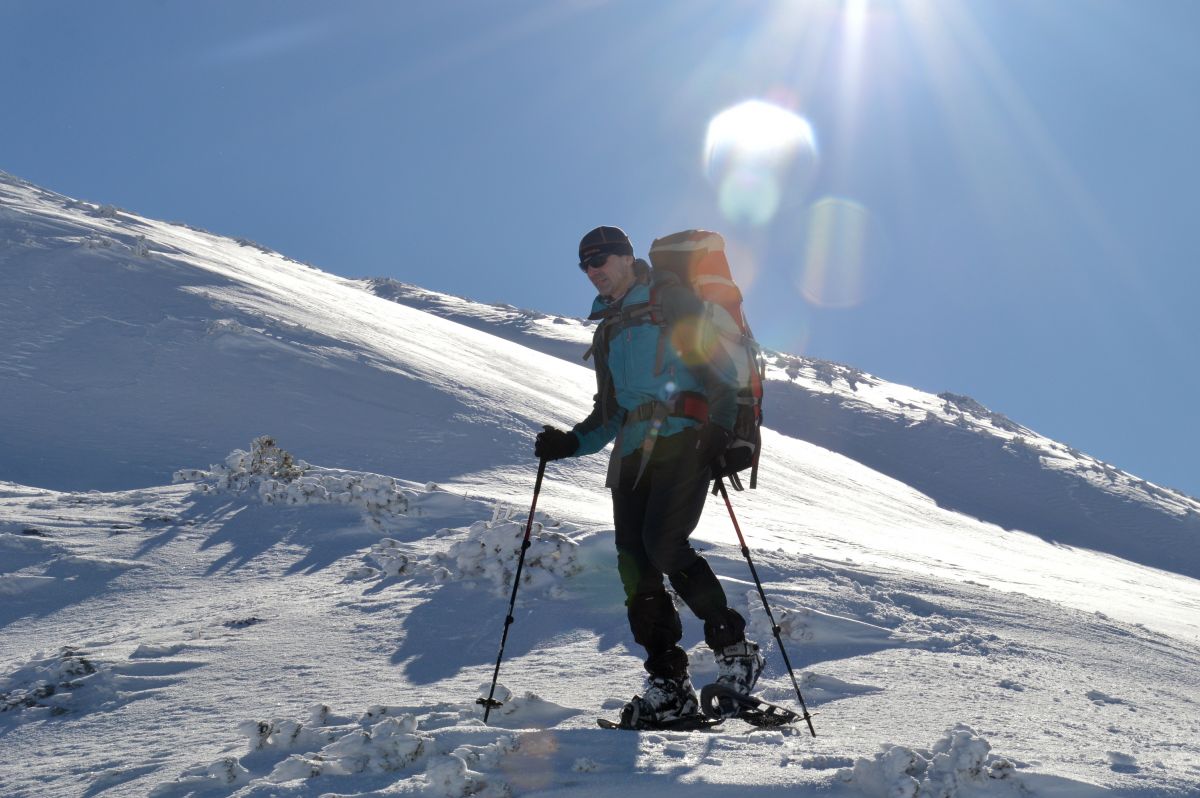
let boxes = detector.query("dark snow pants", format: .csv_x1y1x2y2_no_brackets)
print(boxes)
611,428,746,679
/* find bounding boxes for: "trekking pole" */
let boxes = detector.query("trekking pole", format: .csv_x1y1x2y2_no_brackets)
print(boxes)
478,456,548,724
716,478,817,737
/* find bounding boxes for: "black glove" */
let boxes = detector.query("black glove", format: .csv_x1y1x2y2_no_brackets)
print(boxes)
695,424,733,472
535,425,579,461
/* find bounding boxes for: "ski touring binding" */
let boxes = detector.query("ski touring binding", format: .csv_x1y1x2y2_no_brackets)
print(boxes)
700,683,804,728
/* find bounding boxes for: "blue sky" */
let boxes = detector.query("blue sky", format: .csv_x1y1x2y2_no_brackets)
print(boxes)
3,0,1198,498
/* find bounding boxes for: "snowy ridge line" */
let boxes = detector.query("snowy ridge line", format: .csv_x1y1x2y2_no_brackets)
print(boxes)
768,351,1199,511
0,168,314,270
3,168,600,492
5,164,1198,584
360,277,598,365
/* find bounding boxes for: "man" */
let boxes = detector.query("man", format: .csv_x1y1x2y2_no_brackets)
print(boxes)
535,225,764,729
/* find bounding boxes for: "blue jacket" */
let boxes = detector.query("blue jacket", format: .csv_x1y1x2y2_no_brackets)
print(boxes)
571,260,739,465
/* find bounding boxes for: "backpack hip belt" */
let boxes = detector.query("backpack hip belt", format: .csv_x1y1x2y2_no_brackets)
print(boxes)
625,392,709,427
627,391,709,488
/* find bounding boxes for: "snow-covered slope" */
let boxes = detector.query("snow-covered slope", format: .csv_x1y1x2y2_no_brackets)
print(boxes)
3,167,1196,579
3,452,1199,797
362,278,1200,582
0,172,595,493
3,171,1200,797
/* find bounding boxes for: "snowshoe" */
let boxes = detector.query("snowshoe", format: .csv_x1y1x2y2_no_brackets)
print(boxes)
699,683,803,728
604,675,705,730
596,714,723,732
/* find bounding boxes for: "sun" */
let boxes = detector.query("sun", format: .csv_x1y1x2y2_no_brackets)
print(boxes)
704,100,818,227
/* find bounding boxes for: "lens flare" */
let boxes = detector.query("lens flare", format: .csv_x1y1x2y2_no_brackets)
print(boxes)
670,316,721,368
502,730,559,790
724,235,760,293
718,167,781,227
704,100,818,227
797,197,871,308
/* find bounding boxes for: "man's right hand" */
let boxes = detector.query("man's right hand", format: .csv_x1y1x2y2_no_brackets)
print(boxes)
535,425,579,461
695,423,733,473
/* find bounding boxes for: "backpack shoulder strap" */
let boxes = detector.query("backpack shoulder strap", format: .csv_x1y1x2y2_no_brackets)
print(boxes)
582,301,659,361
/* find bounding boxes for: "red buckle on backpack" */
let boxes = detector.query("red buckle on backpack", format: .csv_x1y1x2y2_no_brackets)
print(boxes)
678,393,709,424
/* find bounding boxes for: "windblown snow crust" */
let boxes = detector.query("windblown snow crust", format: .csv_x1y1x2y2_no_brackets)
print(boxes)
3,438,1200,797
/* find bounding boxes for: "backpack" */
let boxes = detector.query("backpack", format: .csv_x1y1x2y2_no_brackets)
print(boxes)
647,230,765,490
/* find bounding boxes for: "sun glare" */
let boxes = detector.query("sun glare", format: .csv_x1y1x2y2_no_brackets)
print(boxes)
704,100,818,226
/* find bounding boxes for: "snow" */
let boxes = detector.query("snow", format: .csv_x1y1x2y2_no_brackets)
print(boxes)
3,170,1200,797
840,724,1025,798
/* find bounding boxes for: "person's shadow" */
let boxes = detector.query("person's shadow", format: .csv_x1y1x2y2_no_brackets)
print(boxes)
390,535,631,684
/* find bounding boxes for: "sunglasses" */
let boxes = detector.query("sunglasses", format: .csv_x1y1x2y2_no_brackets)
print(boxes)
579,253,611,272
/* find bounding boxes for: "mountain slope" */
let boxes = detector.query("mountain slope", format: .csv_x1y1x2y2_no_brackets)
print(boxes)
0,172,594,492
2,169,1199,633
2,171,1200,797
361,278,1200,581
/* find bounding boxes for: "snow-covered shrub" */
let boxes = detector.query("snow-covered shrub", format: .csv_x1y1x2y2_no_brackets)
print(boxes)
263,716,426,782
150,699,544,796
174,438,411,522
839,724,1023,797
241,435,306,481
0,647,102,717
150,757,250,794
348,508,583,595
239,708,427,780
239,716,341,753
433,508,582,596
174,435,307,491
365,537,411,578
153,705,433,794
423,753,498,797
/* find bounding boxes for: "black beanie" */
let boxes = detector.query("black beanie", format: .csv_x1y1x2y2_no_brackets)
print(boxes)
578,225,634,263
